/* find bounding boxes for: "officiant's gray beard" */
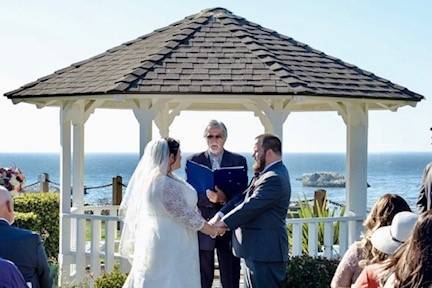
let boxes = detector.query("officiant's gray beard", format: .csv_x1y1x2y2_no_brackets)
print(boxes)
253,154,266,174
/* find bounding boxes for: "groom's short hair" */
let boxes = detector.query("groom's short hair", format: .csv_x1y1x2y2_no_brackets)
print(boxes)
256,134,282,156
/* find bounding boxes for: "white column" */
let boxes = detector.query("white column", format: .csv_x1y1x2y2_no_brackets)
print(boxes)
71,116,86,283
156,114,170,138
59,106,72,285
153,103,171,138
138,117,152,157
72,121,85,207
345,103,368,243
57,100,100,286
268,113,287,139
133,107,154,158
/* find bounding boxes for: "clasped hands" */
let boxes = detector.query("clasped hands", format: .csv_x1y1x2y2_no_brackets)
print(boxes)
205,186,228,238
208,214,229,239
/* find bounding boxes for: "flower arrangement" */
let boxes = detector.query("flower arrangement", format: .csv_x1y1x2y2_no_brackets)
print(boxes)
0,167,25,192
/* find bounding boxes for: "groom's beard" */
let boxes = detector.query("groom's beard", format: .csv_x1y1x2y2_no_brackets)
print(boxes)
253,154,266,174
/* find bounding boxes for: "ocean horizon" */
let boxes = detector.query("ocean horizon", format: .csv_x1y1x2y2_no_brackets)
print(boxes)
1,152,431,210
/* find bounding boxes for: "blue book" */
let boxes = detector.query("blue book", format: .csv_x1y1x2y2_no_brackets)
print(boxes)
186,160,248,199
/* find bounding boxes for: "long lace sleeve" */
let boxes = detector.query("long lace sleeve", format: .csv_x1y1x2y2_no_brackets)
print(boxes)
161,180,205,231
331,242,364,288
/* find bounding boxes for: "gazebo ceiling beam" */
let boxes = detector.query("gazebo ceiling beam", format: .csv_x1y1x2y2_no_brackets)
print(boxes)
153,101,191,137
10,93,419,107
46,99,410,112
10,94,419,116
60,99,104,123
35,100,58,109
244,98,291,138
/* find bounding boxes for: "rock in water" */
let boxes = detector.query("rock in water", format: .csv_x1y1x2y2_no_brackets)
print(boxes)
299,172,346,188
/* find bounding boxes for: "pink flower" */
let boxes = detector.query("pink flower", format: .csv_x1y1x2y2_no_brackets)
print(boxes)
0,167,25,192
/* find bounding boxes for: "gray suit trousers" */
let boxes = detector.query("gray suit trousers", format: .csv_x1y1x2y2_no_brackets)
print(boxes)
243,259,287,288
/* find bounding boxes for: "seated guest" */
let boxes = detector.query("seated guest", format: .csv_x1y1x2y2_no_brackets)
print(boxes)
0,185,52,288
380,210,432,287
352,211,418,288
331,194,411,288
0,257,28,288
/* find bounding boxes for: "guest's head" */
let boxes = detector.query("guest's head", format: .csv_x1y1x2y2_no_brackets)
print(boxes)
359,194,411,266
364,194,412,232
253,134,282,173
0,185,14,224
203,120,227,155
384,211,432,287
165,137,181,173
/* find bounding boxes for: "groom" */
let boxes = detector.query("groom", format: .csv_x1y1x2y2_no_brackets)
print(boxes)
211,134,291,288
186,120,247,288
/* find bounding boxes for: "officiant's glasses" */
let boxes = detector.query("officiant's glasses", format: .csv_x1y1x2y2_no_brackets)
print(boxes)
206,134,223,139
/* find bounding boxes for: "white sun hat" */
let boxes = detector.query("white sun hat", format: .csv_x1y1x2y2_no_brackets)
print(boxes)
371,211,418,255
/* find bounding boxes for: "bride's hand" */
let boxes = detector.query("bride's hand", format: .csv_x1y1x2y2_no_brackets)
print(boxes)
200,221,227,238
210,221,227,238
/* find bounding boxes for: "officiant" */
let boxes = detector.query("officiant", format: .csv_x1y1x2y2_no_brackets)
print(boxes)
186,120,248,288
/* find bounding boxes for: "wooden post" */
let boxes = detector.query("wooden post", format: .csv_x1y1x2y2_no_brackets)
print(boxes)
39,173,49,192
313,189,327,216
112,176,123,205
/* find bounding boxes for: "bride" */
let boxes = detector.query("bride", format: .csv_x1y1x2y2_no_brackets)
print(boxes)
119,137,224,287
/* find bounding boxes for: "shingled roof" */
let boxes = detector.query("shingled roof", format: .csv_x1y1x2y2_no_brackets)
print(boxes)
5,7,423,101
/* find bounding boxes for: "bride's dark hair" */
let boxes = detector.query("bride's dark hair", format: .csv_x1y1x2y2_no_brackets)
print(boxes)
165,137,180,157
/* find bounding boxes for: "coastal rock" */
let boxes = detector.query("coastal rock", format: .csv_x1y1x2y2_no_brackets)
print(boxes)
297,172,369,188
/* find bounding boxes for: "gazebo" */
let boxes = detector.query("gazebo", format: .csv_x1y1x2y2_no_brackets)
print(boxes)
5,7,423,286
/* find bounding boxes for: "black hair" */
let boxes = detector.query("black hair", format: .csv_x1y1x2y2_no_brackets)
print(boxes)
165,137,180,157
256,134,282,155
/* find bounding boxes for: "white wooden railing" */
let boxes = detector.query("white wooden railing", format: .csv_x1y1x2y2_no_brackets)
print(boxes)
286,215,363,259
62,206,363,285
63,205,128,285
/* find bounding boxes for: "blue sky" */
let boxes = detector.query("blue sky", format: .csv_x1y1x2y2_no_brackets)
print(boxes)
0,1,431,153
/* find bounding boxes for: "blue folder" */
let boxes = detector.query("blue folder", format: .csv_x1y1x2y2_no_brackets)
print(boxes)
186,160,248,198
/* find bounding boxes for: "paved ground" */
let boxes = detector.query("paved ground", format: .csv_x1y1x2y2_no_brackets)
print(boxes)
211,259,245,288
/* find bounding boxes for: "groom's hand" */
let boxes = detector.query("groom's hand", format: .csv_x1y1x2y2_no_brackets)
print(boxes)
208,214,221,225
213,221,228,237
206,186,227,204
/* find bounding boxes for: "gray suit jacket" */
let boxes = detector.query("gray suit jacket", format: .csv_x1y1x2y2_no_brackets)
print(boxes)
417,162,432,213
0,220,52,288
222,161,291,262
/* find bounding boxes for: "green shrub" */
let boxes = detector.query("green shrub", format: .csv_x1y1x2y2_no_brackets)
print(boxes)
94,267,127,288
13,192,59,259
284,256,339,288
14,211,39,228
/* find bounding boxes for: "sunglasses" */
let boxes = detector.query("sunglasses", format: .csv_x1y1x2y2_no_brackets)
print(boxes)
206,134,223,139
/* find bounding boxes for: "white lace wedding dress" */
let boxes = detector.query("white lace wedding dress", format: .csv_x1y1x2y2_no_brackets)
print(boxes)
122,175,204,288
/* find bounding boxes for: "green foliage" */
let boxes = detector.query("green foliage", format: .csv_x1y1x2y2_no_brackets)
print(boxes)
287,195,345,254
13,192,60,259
48,260,59,288
94,267,127,288
284,256,339,288
14,211,39,228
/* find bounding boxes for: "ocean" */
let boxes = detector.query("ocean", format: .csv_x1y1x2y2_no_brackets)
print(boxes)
1,152,431,209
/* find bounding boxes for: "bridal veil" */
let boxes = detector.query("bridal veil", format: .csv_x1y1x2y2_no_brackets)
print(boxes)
119,138,169,262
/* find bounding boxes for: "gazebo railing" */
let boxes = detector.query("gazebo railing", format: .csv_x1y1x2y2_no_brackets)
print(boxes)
286,215,363,259
62,207,362,285
63,205,128,285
